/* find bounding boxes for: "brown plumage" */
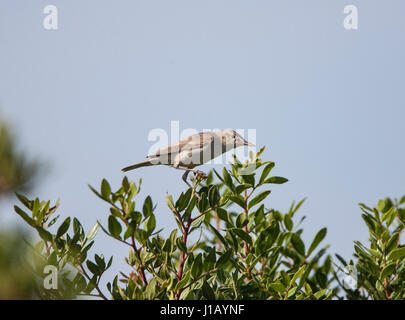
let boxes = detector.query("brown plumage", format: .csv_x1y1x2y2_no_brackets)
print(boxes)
121,129,254,187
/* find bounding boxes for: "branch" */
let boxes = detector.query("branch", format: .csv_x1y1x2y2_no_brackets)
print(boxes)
77,264,108,300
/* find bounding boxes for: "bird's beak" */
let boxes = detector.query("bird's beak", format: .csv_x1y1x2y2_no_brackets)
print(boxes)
243,140,255,147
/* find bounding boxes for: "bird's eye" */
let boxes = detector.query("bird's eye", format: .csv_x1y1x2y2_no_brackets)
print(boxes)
232,135,236,139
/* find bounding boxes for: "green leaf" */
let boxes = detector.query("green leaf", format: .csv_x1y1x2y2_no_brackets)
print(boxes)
48,215,60,228
358,203,372,212
399,196,405,205
35,226,53,242
290,264,306,287
213,168,224,183
176,237,187,253
110,207,122,218
86,260,101,276
208,224,227,247
307,228,327,257
230,228,252,246
255,146,265,157
380,263,396,280
314,289,327,299
361,214,376,233
129,211,142,224
335,254,347,267
179,287,192,300
122,176,130,192
241,174,255,187
72,218,84,242
15,192,32,210
206,171,214,186
123,222,136,240
264,176,288,184
235,184,251,194
377,199,386,212
229,195,245,209
208,186,220,208
201,280,216,299
95,254,106,270
387,247,405,262
14,205,36,228
191,215,205,229
381,207,396,226
269,282,285,293
88,184,103,199
197,194,209,213
284,215,293,231
56,217,71,238
248,190,271,209
174,271,190,291
143,196,153,218
223,168,235,192
291,233,306,256
108,216,122,238
32,198,40,217
144,278,157,300
216,208,231,225
176,189,192,212
101,179,111,199
166,193,176,213
235,213,248,228
259,162,275,185
385,232,399,254
204,248,216,271
184,196,196,220
191,254,203,278
215,250,232,268
288,198,306,218
144,214,156,234
86,222,100,241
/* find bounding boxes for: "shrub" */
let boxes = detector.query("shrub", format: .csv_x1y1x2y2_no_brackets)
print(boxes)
13,147,405,300
334,196,405,299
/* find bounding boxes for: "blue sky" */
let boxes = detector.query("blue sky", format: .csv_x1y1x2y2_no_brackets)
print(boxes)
1,0,404,291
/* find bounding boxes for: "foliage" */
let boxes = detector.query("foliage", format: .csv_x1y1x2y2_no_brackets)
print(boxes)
0,116,40,196
334,197,405,300
0,230,38,299
13,147,339,300
0,116,43,299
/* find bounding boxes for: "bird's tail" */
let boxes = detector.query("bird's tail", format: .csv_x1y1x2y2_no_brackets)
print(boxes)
121,160,153,172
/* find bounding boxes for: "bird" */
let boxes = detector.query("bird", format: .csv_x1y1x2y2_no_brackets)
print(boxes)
121,129,255,188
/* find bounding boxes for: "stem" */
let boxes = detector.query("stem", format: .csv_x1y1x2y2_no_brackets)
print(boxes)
176,215,192,300
215,212,222,251
243,190,252,280
109,199,149,287
190,207,217,224
78,264,108,300
131,235,148,286
181,268,219,291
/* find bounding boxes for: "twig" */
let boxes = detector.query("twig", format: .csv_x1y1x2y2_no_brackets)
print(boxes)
176,215,192,300
243,189,252,280
131,235,148,287
78,264,108,300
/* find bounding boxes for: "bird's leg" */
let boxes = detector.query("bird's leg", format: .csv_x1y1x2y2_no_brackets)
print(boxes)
181,170,192,189
174,167,202,201
175,166,195,187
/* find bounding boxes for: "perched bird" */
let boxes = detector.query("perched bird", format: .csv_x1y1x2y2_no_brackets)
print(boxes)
122,129,254,187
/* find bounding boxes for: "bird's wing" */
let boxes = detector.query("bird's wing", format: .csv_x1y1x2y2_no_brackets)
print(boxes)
147,132,214,158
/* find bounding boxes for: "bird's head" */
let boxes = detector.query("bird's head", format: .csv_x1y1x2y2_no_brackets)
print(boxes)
218,129,255,149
